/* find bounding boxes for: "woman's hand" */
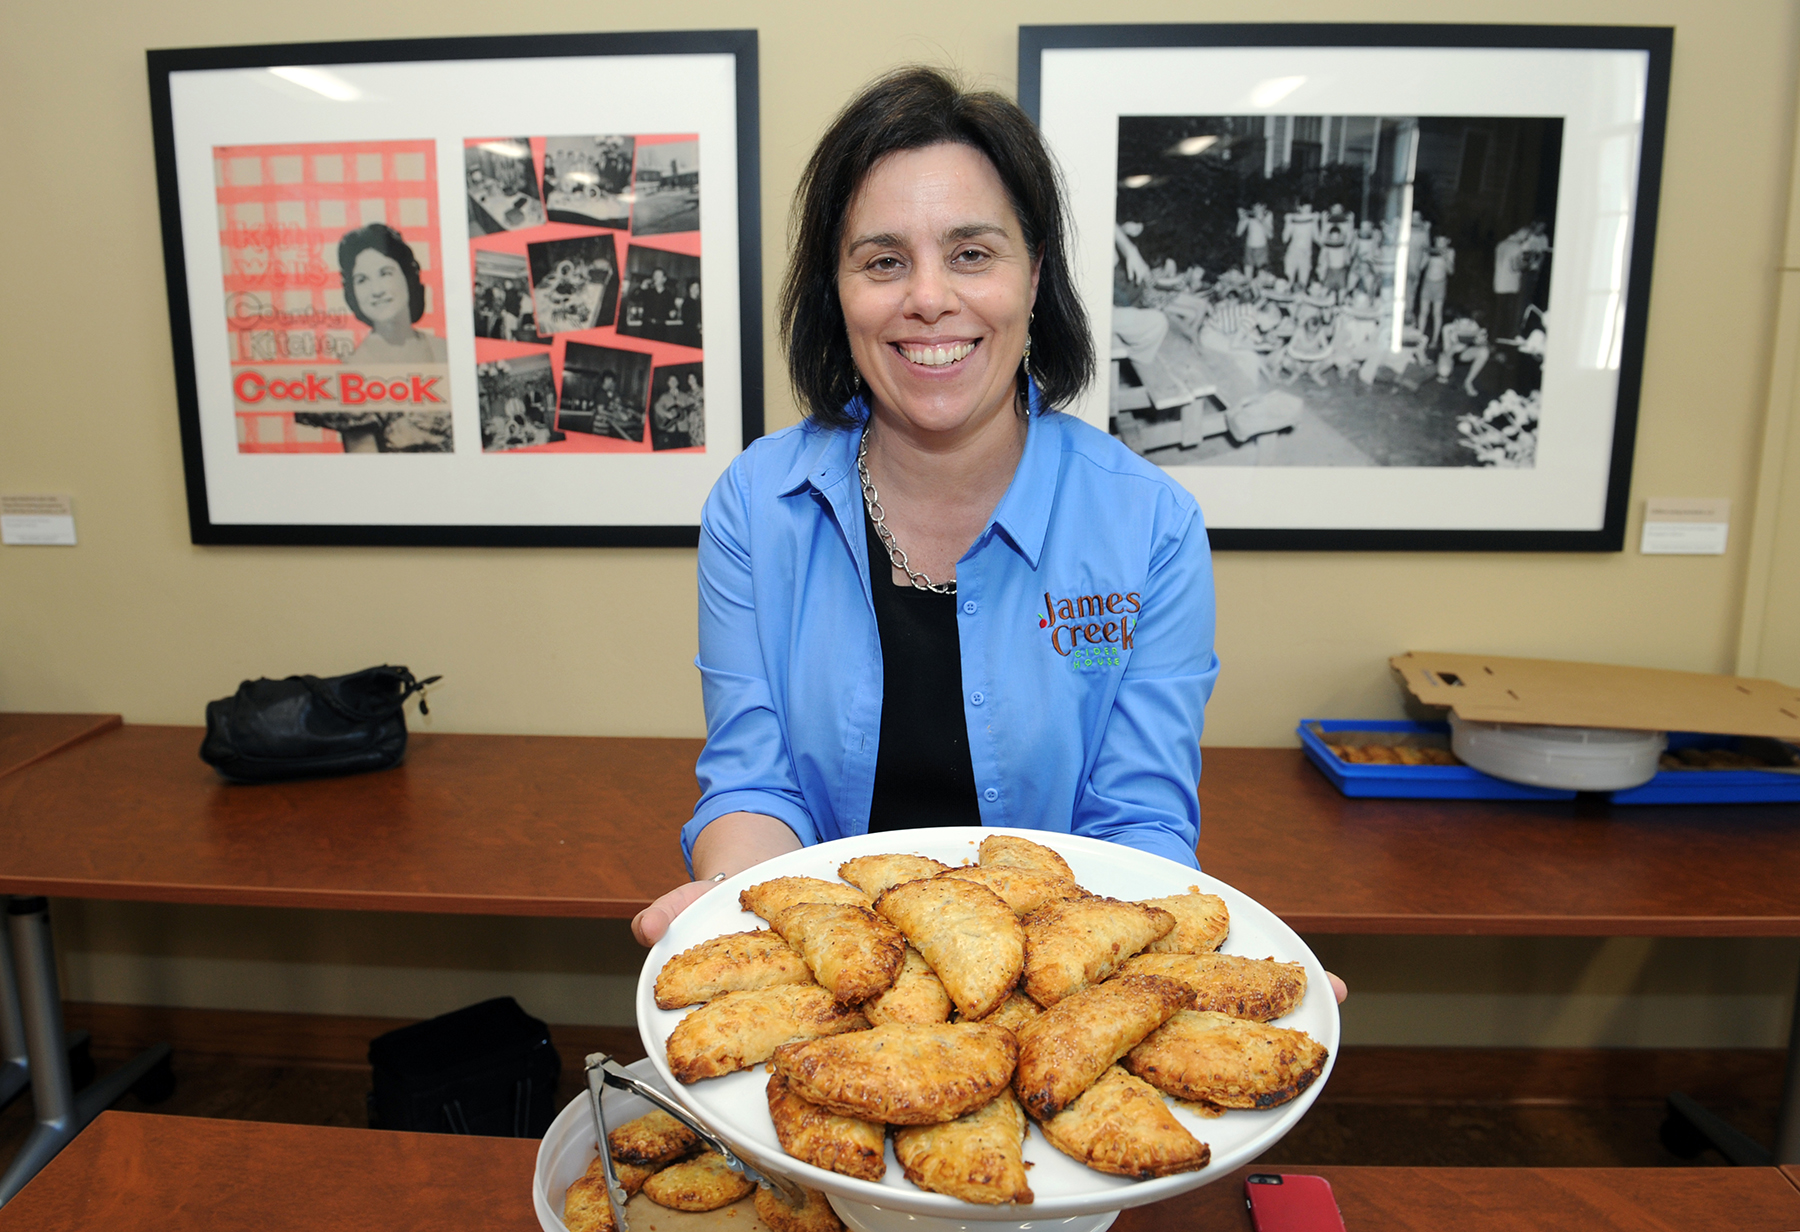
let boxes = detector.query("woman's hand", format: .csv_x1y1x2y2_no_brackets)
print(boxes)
631,879,724,947
631,811,803,947
1327,971,1348,1004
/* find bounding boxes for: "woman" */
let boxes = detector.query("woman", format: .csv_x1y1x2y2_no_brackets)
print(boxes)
632,67,1218,946
337,223,447,364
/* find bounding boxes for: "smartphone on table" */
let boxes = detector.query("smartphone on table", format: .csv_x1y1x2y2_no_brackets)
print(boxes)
1244,1173,1347,1232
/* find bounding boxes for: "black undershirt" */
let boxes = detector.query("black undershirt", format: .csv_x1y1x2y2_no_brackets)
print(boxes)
865,513,983,833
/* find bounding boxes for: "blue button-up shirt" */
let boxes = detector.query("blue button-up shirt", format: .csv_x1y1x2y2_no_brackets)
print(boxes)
682,397,1220,871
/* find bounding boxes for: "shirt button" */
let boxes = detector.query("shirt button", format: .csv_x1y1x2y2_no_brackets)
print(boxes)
962,600,977,615
970,691,985,706
983,788,999,802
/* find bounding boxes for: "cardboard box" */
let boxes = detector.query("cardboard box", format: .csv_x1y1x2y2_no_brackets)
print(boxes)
1389,653,1800,741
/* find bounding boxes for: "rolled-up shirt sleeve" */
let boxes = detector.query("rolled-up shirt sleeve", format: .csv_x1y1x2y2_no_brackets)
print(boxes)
682,465,819,873
1071,498,1218,870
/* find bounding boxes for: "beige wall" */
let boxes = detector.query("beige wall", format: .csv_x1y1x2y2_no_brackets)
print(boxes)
5,0,1798,1047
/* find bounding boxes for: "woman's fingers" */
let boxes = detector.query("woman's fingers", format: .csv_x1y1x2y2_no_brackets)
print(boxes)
1327,971,1348,1004
631,880,721,947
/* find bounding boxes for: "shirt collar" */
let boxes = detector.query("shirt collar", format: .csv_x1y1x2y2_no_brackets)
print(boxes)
776,397,867,501
776,382,1057,571
987,381,1055,570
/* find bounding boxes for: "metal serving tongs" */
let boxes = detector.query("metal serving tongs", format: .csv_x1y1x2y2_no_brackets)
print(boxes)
584,1052,807,1231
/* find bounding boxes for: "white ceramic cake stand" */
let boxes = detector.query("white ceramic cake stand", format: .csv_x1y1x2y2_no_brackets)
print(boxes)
556,828,1337,1232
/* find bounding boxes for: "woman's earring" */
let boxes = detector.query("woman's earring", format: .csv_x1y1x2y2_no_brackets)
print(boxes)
1022,313,1034,373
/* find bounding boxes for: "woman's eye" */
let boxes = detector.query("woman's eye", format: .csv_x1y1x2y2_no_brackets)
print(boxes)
952,248,991,266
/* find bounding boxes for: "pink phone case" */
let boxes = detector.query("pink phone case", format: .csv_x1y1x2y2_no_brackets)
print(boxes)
1244,1173,1348,1232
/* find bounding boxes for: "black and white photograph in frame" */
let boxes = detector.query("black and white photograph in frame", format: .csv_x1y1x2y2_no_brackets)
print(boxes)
473,249,549,343
559,340,651,442
465,137,545,234
650,361,705,450
1110,113,1560,470
543,134,636,229
618,244,702,349
526,232,620,335
477,352,562,452
148,30,762,547
632,139,700,236
1021,25,1671,551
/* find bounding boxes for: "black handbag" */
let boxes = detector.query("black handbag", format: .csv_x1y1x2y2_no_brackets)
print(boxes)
199,665,440,783
366,996,560,1137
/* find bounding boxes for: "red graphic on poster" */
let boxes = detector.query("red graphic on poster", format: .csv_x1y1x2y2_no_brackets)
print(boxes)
466,134,704,454
216,139,454,453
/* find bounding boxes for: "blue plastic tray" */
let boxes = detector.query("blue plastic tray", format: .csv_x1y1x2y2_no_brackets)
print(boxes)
1297,719,1578,800
1609,733,1800,805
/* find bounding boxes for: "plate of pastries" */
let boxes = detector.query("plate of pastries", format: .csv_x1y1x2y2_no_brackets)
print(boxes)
633,827,1338,1223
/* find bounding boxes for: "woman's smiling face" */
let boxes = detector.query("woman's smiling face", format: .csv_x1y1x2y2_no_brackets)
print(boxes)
351,248,409,326
837,142,1038,442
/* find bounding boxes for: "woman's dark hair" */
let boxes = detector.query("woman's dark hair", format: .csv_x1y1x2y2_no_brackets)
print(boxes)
780,66,1093,426
337,223,426,326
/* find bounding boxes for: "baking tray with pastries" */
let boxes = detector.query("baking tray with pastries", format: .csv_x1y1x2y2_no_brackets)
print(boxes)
630,827,1338,1224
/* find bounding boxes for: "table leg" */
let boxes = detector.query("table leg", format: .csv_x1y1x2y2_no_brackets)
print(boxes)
1777,958,1800,1164
0,924,27,1110
0,897,172,1207
1662,955,1800,1167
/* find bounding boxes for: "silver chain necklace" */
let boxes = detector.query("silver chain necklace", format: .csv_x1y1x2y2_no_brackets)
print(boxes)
857,427,955,595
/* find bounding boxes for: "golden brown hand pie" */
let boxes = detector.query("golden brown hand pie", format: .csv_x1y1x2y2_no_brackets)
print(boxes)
1038,1065,1211,1179
774,1021,1017,1125
893,1088,1034,1205
975,990,1044,1035
1125,1010,1329,1110
607,1108,701,1165
562,1168,617,1232
767,1070,887,1182
873,877,1023,1020
614,1161,657,1198
1138,891,1230,955
1119,953,1306,1021
641,1151,755,1211
977,833,1075,881
838,853,949,896
769,903,906,1005
1013,973,1194,1121
654,929,812,1009
666,985,868,1084
754,1184,847,1232
863,946,952,1027
936,865,1085,918
741,877,872,922
1021,897,1176,1006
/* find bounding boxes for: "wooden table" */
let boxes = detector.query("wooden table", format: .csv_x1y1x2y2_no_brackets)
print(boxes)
3,730,1798,932
1,728,1797,1177
0,726,699,916
4,1111,1800,1231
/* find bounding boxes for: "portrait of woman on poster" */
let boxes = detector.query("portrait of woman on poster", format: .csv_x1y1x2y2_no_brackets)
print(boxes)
338,223,448,365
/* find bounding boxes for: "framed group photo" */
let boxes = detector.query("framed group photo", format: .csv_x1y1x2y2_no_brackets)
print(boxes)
1021,24,1672,550
149,30,761,545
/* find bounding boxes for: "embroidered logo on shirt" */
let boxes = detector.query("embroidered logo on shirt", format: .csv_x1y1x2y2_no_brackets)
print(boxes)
1039,590,1138,658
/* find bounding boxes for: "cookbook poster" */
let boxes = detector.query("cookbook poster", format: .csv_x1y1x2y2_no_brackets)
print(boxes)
217,139,455,454
466,134,704,454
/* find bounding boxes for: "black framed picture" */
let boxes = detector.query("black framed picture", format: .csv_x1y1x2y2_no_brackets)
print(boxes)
148,31,761,546
1020,24,1671,551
